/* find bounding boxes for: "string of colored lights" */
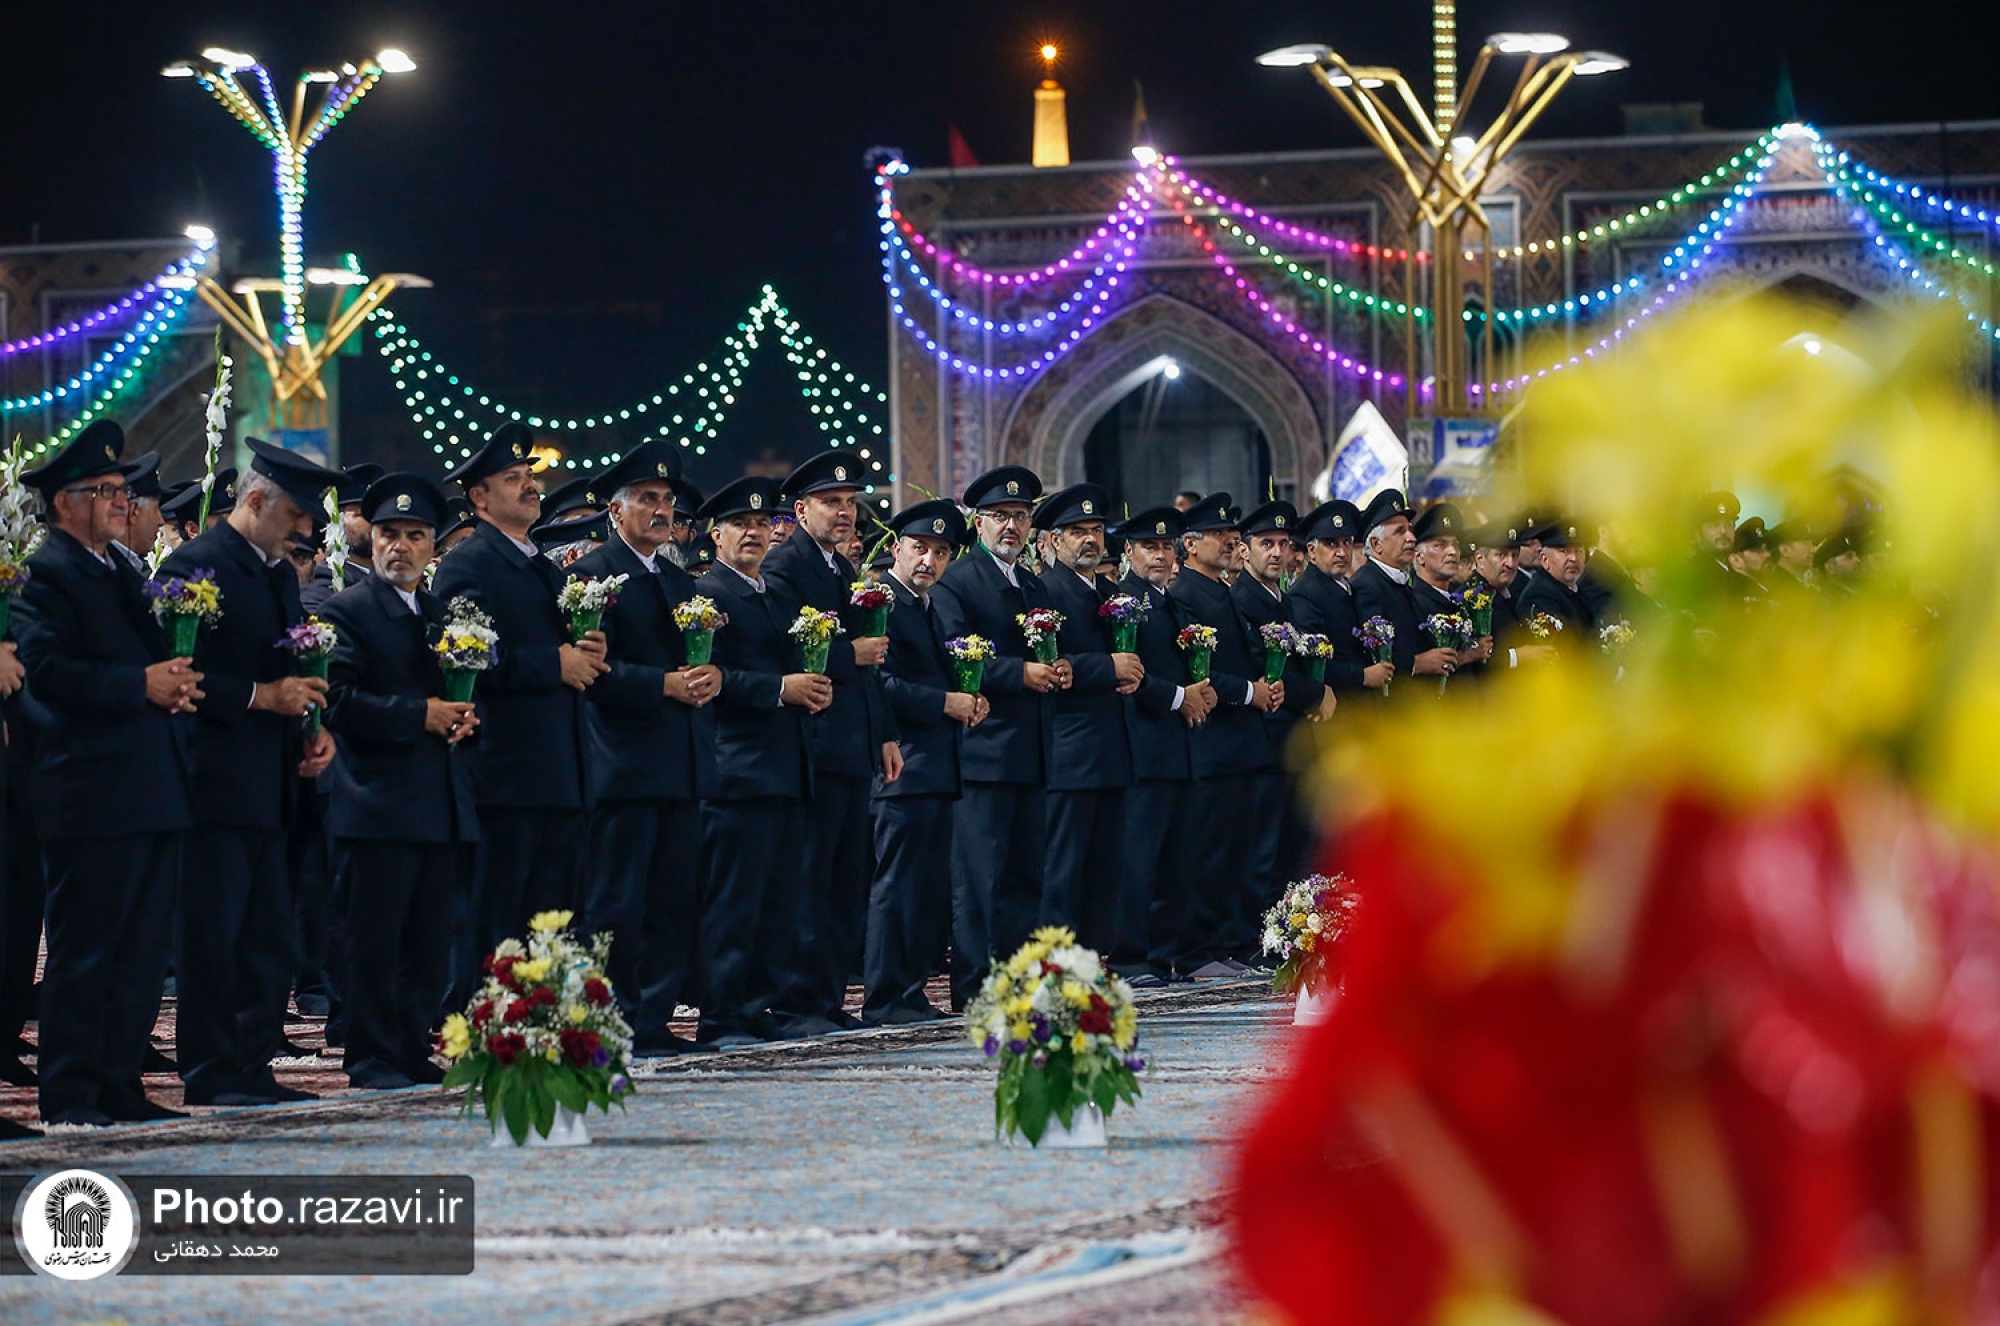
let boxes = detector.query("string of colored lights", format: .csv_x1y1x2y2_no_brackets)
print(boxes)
886,197,1148,336
12,284,205,457
1163,157,1423,264
772,311,890,484
1466,130,1775,260
1818,141,2000,344
0,245,212,412
0,246,209,359
1837,153,2000,241
1823,152,1999,282
1468,136,1786,397
878,158,1135,289
1158,179,1407,389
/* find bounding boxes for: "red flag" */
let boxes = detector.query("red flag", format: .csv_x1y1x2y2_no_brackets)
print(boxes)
947,123,980,169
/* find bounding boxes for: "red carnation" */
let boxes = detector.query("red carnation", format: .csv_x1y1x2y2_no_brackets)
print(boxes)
559,1027,594,1066
528,986,557,1008
491,955,519,990
472,999,494,1028
489,1033,526,1067
583,978,611,1007
502,1000,529,1023
1078,995,1113,1036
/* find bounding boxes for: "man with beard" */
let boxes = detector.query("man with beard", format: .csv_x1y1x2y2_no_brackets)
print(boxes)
1030,483,1138,955
568,441,719,1056
319,474,479,1090
1729,517,1774,592
1409,503,1490,671
433,423,607,1008
1767,519,1818,591
1110,507,1211,986
762,451,901,1036
1350,490,1458,696
1288,499,1393,697
694,477,830,1047
1517,519,1600,637
863,499,984,1025
1462,519,1558,675
930,466,1062,1008
303,464,380,613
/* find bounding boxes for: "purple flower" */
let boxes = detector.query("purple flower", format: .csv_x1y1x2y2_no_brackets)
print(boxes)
1007,1039,1029,1055
1125,1056,1147,1072
983,1036,999,1057
591,1047,610,1068
609,1073,630,1094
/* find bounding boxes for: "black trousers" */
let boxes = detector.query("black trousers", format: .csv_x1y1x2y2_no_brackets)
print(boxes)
1123,778,1200,976
1041,787,1126,953
696,797,799,1040
1233,769,1289,960
0,783,46,1049
1170,774,1247,971
862,794,952,1018
333,837,468,1082
176,826,294,1096
289,788,336,1002
583,798,700,1036
775,771,871,1022
38,832,178,1117
949,781,1045,1009
449,806,586,1010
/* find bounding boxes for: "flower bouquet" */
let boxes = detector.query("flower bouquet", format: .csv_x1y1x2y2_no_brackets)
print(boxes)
1355,616,1395,695
1525,611,1564,641
1017,607,1065,664
849,579,894,638
1600,620,1636,655
1459,582,1496,637
1097,593,1149,653
1258,620,1300,683
1177,623,1218,682
1421,613,1475,695
434,596,499,703
0,437,42,635
965,926,1144,1148
146,569,223,657
672,596,727,666
1295,632,1335,683
947,633,995,694
440,909,635,1147
1260,873,1360,1022
790,605,845,674
281,617,338,738
558,574,628,642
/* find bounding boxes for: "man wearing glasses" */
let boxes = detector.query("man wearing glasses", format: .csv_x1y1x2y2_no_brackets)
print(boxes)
929,466,1065,1008
13,420,199,1127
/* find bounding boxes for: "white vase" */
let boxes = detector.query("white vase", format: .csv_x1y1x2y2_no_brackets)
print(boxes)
1292,982,1340,1026
490,1103,591,1149
1010,1103,1107,1149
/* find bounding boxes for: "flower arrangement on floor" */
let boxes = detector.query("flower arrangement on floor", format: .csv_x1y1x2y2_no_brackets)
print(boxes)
672,596,727,666
440,909,635,1145
434,597,499,702
946,634,995,693
281,617,338,737
965,926,1144,1146
1016,607,1065,664
1097,593,1149,652
0,437,42,634
849,579,894,636
146,569,224,656
558,574,628,641
1355,616,1395,695
790,605,845,673
1258,621,1301,682
1260,873,1360,998
1177,623,1218,681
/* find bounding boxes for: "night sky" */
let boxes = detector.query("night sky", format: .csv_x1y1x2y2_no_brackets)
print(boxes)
3,1,1994,481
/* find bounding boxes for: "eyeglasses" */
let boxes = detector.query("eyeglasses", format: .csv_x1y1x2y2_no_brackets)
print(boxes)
60,482,130,501
980,509,1031,527
771,513,798,526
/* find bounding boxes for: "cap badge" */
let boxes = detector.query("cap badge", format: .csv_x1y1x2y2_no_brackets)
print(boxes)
511,443,523,458
395,493,412,512
103,445,116,460
585,491,597,504
750,492,764,510
657,463,670,477
834,465,848,481
1081,499,1094,514
931,518,946,534
225,482,236,498
1333,516,1346,528
1275,515,1287,527
1154,521,1167,535
1006,480,1019,496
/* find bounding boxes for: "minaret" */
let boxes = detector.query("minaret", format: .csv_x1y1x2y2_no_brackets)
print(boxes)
1032,43,1070,168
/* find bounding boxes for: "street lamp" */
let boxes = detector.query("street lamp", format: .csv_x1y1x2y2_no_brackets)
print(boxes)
1258,11,1626,416
164,48,430,433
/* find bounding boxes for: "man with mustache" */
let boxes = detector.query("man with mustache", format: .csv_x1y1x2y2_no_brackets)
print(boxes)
1350,489,1459,696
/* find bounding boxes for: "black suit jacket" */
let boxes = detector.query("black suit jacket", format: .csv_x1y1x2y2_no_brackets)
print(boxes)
1231,574,1325,752
159,521,305,830
1517,571,1599,639
428,522,587,810
873,574,960,799
570,535,715,804
761,532,896,780
1286,565,1370,694
1118,573,1192,784
1167,568,1272,778
695,563,813,803
1350,558,1424,677
319,575,479,843
929,548,1054,785
14,529,192,840
1040,565,1133,792
302,559,373,615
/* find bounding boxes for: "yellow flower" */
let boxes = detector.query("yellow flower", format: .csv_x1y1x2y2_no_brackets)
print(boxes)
1061,980,1089,1007
1008,1020,1032,1043
544,1046,560,1062
1070,1032,1090,1055
1289,911,1308,932
529,909,574,934
514,957,551,983
438,1013,471,1060
1113,1014,1136,1051
1031,925,1076,948
1299,932,1316,953
1003,994,1033,1017
567,1004,589,1025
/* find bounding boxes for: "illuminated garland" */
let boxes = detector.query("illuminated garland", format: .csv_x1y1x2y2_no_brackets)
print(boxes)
1823,153,1998,282
2,244,212,415
1166,159,1422,263
886,197,1148,336
1838,154,2000,240
24,288,204,457
1819,142,2000,344
0,245,209,358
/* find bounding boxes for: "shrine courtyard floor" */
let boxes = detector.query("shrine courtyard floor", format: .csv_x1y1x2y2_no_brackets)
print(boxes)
0,979,1290,1325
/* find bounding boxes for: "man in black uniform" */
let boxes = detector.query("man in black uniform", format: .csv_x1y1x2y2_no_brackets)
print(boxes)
1031,483,1137,953
762,451,900,1035
303,462,380,612
1111,507,1211,986
160,438,340,1106
694,477,830,1047
930,466,1062,1007
1289,500,1393,697
1463,519,1558,677
16,422,199,1126
1517,519,1600,637
569,441,720,1055
319,474,480,1089
432,423,607,1005
112,450,165,572
863,499,983,1024
1351,489,1457,695
1408,502,1490,673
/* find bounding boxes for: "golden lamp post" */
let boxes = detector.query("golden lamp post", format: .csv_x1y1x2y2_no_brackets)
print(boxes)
162,47,431,436
1258,3,1626,416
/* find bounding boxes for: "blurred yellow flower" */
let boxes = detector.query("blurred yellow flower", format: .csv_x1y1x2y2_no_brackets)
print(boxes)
1070,1032,1090,1055
438,1013,470,1060
567,1004,588,1025
514,957,551,983
529,910,574,934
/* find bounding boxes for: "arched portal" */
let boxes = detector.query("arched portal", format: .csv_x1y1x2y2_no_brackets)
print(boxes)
995,295,1324,505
